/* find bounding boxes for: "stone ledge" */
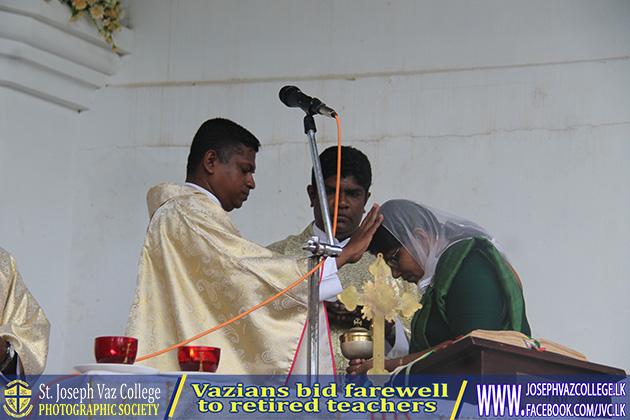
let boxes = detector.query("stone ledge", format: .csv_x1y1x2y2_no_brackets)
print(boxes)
0,0,133,111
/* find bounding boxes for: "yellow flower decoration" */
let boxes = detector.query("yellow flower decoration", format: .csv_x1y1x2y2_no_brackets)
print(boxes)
45,0,124,50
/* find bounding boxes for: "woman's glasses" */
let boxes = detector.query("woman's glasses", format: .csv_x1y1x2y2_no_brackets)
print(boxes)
385,247,401,268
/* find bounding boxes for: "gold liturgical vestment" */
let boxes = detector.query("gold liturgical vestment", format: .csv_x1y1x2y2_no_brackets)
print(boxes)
126,184,332,375
0,248,50,375
268,224,419,374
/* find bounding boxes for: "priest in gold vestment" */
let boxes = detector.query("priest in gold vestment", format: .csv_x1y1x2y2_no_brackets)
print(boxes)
0,247,50,376
126,119,382,375
268,146,419,374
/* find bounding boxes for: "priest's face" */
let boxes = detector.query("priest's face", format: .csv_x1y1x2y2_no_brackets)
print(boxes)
209,146,257,212
309,175,369,242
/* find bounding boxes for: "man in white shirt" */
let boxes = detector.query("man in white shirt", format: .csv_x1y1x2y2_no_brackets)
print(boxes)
268,146,418,374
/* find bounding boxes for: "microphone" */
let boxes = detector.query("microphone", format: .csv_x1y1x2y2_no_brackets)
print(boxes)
279,86,337,118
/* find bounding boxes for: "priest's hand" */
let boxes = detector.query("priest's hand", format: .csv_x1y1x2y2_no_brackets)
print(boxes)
336,204,382,269
326,301,363,326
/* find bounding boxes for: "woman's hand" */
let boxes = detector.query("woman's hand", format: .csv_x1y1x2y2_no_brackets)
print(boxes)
346,358,372,375
347,356,408,375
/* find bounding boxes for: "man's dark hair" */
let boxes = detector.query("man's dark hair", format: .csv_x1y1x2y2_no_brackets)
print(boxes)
186,118,261,176
311,146,372,193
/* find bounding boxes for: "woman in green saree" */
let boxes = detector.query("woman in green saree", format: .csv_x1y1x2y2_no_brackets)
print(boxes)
347,199,530,375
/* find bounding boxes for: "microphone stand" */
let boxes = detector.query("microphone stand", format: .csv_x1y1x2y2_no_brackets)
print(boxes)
300,114,342,382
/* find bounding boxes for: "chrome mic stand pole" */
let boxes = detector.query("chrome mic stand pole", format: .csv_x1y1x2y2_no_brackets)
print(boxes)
301,114,341,382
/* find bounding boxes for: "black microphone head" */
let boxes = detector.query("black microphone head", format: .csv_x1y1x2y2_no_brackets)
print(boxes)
279,85,335,117
279,85,300,107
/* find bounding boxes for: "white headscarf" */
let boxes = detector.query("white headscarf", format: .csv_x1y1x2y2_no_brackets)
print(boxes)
379,200,508,294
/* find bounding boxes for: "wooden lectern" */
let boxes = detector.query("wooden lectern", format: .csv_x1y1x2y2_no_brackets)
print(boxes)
408,335,626,376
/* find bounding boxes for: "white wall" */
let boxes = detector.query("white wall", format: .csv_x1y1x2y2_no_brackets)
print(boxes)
1,0,628,374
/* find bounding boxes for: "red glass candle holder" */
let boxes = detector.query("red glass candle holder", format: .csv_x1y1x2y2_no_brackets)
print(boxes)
94,336,138,364
178,346,220,372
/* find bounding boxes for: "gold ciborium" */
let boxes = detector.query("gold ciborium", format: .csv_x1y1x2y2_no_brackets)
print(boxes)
340,326,373,360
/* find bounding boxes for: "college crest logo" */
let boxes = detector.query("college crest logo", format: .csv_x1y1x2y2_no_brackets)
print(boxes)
3,380,33,418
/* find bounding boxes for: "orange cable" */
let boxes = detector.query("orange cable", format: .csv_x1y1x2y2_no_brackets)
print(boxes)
135,259,325,362
332,115,342,237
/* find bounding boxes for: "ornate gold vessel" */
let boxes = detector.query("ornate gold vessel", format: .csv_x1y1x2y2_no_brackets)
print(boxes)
339,327,373,360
